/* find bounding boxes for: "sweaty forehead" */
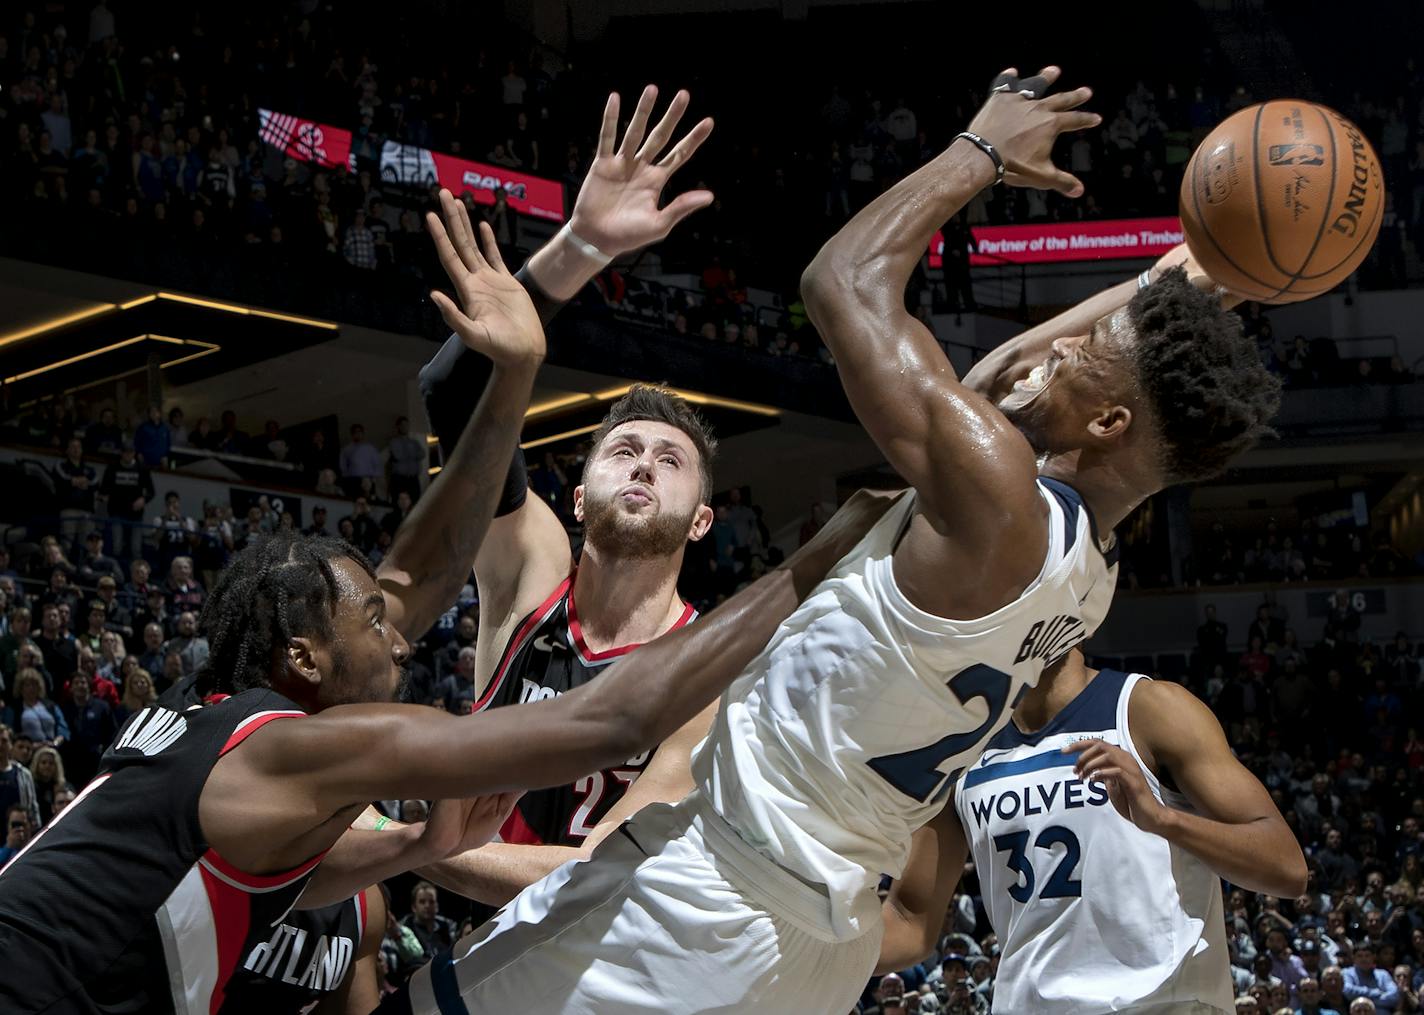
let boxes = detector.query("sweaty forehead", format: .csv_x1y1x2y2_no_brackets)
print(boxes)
329,556,379,612
1097,307,1137,352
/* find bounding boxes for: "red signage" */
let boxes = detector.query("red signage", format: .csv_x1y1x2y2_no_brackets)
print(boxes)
379,141,566,222
930,216,1183,268
258,109,354,171
258,108,566,222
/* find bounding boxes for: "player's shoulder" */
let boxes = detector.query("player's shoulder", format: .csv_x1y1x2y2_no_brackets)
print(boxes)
1126,677,1218,753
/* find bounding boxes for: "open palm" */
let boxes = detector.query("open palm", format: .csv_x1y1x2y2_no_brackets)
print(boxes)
568,86,715,255
427,189,545,369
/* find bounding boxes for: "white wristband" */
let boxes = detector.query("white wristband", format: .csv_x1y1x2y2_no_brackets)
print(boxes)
558,222,613,267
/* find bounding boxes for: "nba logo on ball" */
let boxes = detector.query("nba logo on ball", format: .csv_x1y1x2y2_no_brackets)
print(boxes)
1267,144,1324,167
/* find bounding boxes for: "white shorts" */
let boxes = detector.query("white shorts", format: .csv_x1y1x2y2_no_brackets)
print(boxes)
401,796,882,1014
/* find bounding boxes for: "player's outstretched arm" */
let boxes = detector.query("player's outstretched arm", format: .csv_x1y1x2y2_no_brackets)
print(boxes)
962,243,1244,403
1066,679,1308,899
876,800,971,974
412,699,715,906
801,67,1097,593
377,192,545,640
243,491,898,877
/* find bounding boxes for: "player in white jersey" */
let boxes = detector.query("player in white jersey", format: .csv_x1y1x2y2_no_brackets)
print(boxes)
876,649,1306,1014
383,67,1282,1014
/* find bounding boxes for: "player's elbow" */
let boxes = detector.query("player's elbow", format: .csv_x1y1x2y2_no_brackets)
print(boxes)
1255,822,1308,899
1276,845,1310,900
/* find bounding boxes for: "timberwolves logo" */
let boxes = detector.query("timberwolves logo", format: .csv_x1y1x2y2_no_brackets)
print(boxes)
1267,143,1324,167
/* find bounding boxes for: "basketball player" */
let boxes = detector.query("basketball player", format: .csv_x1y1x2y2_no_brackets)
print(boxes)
0,184,892,1013
322,85,730,909
875,647,1307,1014
384,68,1279,1014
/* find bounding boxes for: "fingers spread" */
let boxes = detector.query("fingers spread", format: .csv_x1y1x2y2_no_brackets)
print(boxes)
451,194,488,273
477,220,506,273
638,88,690,163
658,188,715,233
598,92,620,157
1045,85,1094,112
425,211,466,281
430,289,471,332
618,84,658,158
658,116,714,172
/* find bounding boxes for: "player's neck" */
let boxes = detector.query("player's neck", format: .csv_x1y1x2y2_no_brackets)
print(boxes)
1012,656,1096,734
1037,450,1152,535
571,544,687,653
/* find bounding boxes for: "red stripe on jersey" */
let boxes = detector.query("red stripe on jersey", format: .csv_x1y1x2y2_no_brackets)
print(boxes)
566,587,697,664
472,576,572,713
200,846,329,892
356,888,368,941
218,710,305,757
199,861,253,1015
497,804,545,845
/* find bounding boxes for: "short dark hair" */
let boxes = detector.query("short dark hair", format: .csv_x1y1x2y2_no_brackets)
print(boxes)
195,531,374,696
1128,268,1281,483
589,385,718,503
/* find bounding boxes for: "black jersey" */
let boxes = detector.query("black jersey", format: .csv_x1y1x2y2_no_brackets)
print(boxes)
0,688,325,1015
474,574,696,845
225,892,368,1013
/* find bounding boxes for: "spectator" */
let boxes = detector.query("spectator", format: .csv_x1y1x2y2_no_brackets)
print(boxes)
136,623,167,687
1294,976,1338,1015
386,417,425,502
115,668,157,726
33,604,77,684
163,611,209,679
121,558,155,615
1198,604,1229,667
77,600,108,655
0,727,40,831
381,491,414,539
0,806,34,865
28,746,67,826
1343,945,1399,1011
435,647,478,714
84,407,123,455
132,405,171,468
342,497,381,555
191,505,233,591
301,429,339,486
305,505,332,538
151,491,197,573
99,442,154,562
343,209,377,270
402,881,458,960
53,437,98,551
60,672,116,787
0,608,33,685
166,407,188,448
1266,927,1310,1000
435,615,478,680
14,668,69,747
339,423,383,497
165,556,206,616
78,532,123,587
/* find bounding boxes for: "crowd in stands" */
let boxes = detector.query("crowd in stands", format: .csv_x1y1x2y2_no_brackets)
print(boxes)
2,3,1422,373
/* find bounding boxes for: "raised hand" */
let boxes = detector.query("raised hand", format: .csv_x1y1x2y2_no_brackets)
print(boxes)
567,85,715,256
426,189,546,369
966,66,1100,197
1152,242,1245,309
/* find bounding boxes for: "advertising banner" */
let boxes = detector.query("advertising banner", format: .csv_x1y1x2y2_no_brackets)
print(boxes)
929,216,1184,268
378,141,566,222
258,109,355,171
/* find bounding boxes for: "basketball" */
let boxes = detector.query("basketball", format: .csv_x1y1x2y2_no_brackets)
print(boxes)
1178,100,1385,304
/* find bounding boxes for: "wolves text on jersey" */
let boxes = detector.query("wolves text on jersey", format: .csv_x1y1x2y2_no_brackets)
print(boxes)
966,774,1110,831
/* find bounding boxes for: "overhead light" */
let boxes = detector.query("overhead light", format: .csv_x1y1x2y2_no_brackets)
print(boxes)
4,336,149,383
0,304,118,349
520,422,601,450
118,294,157,310
525,392,597,419
4,333,220,385
156,292,337,329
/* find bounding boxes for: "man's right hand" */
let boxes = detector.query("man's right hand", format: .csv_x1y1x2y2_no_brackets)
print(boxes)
427,189,546,371
965,65,1099,197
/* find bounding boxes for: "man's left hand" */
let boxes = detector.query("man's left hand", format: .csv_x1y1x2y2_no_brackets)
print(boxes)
567,85,715,255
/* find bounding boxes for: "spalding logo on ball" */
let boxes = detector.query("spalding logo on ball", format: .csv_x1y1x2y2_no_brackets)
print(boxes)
1179,100,1384,304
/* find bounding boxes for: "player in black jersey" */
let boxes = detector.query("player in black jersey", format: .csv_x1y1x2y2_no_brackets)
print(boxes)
345,86,734,910
0,173,892,1013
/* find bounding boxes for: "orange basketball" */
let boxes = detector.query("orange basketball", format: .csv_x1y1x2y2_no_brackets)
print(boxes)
1178,100,1384,304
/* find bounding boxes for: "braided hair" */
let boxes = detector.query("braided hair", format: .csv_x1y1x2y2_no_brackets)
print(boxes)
1128,267,1282,483
195,531,375,697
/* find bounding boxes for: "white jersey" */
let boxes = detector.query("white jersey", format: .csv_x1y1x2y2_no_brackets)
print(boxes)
954,670,1233,1014
694,480,1118,941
